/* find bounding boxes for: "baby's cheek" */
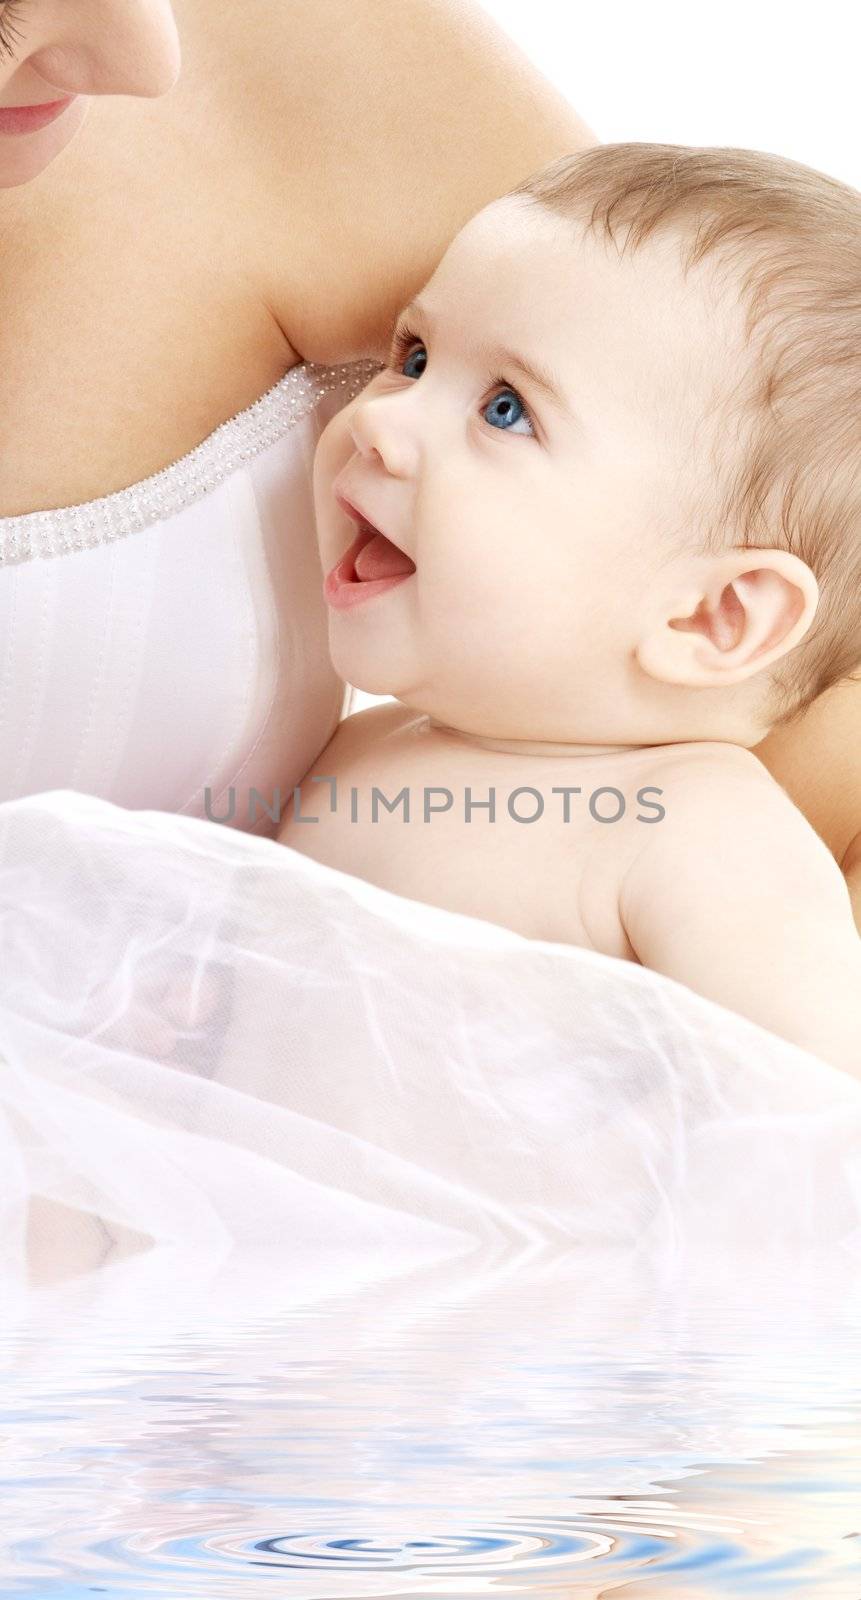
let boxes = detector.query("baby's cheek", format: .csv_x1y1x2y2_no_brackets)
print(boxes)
311,411,357,550
313,410,349,494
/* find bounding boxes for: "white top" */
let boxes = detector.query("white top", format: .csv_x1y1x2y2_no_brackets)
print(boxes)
0,359,379,838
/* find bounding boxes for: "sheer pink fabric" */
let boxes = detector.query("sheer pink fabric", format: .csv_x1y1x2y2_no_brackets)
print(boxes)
1,789,859,1309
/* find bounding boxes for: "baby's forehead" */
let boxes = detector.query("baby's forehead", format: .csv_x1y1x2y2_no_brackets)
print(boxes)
504,200,749,501
554,216,740,368
463,197,747,401
589,235,745,419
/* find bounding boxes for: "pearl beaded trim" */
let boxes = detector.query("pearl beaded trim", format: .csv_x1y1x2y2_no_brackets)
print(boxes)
0,359,382,567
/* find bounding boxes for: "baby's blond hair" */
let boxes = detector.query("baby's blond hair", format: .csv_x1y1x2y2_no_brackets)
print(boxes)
511,143,861,727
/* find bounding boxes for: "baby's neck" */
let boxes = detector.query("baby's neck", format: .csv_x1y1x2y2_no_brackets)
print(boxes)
425,718,642,758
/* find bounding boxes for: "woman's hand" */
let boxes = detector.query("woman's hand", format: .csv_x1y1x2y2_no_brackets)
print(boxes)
88,955,227,1066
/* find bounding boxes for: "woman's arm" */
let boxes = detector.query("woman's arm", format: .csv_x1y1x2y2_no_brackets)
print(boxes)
752,677,861,935
218,0,598,362
842,830,861,932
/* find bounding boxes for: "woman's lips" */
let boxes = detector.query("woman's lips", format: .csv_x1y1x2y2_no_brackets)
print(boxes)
323,523,416,612
0,97,76,136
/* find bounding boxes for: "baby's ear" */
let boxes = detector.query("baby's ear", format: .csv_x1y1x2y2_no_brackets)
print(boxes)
635,549,819,689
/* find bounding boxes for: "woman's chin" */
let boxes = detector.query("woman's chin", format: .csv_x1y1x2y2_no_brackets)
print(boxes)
0,96,89,187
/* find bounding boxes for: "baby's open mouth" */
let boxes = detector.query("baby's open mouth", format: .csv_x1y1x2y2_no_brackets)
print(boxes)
323,508,417,611
343,518,417,584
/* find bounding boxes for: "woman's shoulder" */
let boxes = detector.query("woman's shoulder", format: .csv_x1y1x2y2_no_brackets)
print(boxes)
210,0,598,361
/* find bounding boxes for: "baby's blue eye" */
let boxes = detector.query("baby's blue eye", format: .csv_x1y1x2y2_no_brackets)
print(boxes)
392,332,534,437
483,390,531,433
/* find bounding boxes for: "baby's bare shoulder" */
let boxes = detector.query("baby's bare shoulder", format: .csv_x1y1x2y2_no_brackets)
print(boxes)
616,742,861,1074
641,739,779,788
571,743,790,953
629,739,845,889
315,700,413,764
638,740,807,834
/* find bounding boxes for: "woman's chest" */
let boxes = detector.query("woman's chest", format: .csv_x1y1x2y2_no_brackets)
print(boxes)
0,91,295,517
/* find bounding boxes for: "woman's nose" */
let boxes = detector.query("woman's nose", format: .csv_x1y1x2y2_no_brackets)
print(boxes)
27,0,181,99
348,390,421,479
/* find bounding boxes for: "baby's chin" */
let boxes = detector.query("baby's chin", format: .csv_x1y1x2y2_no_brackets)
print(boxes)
326,634,405,702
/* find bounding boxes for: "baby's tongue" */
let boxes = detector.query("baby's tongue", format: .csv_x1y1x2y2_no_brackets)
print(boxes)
353,532,416,582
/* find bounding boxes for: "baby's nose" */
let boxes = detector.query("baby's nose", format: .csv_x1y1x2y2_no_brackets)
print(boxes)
349,391,421,480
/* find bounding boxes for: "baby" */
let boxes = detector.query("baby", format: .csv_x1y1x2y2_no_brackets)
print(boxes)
278,142,861,1077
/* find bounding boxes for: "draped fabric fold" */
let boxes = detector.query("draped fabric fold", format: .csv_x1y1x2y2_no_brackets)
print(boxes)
1,789,859,1308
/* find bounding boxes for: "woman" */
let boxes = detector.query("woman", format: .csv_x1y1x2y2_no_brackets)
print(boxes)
0,0,858,909
0,0,596,834
0,0,858,1293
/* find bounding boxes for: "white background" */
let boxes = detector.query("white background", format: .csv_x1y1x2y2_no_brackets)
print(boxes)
478,0,860,188
352,0,859,713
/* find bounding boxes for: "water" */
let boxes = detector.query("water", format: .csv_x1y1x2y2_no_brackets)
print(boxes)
0,1253,859,1599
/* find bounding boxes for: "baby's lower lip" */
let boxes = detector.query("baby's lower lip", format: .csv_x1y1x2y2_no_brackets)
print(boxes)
322,525,415,612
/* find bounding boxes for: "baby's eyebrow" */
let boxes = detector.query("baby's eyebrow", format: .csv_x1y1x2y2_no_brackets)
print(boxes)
476,341,578,425
395,297,579,428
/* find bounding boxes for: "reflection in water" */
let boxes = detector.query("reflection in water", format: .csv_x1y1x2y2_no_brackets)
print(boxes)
0,1251,859,1597
1,793,860,1594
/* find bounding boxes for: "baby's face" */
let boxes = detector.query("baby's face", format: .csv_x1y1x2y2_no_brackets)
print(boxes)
314,195,742,742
